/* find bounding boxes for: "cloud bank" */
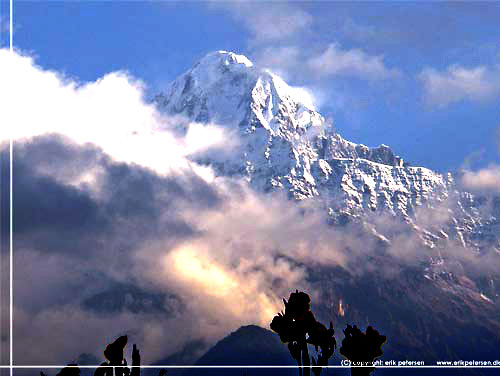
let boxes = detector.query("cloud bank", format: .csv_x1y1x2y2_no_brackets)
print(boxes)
307,43,399,81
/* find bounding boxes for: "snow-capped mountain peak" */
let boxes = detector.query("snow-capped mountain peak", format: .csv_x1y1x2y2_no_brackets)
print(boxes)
155,51,495,253
155,51,319,126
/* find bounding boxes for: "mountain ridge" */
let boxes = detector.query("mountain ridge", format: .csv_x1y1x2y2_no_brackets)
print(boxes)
154,51,499,258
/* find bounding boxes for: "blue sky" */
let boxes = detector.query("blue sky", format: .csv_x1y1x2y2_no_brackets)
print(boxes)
4,1,500,172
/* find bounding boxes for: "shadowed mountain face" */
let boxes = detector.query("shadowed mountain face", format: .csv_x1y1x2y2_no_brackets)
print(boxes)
151,51,500,374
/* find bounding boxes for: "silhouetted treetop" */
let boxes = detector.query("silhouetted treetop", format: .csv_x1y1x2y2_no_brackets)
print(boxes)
104,335,128,364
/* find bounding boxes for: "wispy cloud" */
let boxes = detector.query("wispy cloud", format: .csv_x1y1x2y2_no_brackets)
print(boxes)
254,43,399,82
462,165,500,193
216,1,312,43
307,43,400,80
419,64,500,107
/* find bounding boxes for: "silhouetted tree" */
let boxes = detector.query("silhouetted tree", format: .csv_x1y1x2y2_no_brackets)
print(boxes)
339,325,386,376
270,290,336,376
103,336,128,376
131,344,141,376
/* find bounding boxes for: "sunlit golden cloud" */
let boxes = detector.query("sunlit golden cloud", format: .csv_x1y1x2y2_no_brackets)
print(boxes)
164,245,282,327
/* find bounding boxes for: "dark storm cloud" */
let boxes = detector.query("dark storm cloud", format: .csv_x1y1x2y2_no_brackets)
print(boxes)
1,135,220,259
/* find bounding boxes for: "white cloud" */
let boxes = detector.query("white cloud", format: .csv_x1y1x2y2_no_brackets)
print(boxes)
419,64,500,107
462,165,500,193
0,49,236,176
254,43,399,82
307,43,399,80
253,46,301,79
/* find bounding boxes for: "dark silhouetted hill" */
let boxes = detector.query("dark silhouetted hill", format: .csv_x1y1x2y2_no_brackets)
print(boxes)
184,325,297,376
